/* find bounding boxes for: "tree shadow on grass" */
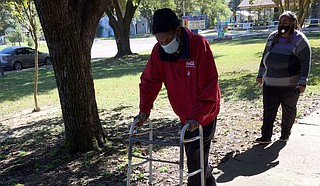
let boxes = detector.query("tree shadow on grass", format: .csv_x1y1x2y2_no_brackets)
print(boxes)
2,34,319,105
219,71,262,101
0,116,70,185
0,54,149,104
0,67,57,103
92,54,149,80
0,105,181,186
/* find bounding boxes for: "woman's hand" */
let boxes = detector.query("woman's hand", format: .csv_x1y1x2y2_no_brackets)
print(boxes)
256,77,263,85
296,85,306,94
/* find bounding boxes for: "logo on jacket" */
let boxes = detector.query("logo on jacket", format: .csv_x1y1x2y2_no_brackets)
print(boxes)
186,61,195,68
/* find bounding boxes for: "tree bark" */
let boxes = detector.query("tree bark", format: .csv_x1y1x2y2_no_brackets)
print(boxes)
105,0,141,58
298,0,311,27
33,37,40,112
109,16,133,58
34,0,106,153
272,0,312,27
24,1,41,112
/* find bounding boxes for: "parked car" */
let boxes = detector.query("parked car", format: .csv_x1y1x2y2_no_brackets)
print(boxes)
0,46,51,70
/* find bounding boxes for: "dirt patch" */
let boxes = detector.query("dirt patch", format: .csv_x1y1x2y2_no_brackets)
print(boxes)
1,93,319,186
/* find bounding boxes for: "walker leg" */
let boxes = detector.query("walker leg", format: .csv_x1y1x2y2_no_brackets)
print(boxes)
199,126,205,186
148,121,153,186
127,138,133,186
180,124,189,186
127,121,204,186
179,140,184,186
180,124,205,186
127,119,139,186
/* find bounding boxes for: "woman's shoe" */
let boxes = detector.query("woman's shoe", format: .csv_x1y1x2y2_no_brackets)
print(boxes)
255,137,272,144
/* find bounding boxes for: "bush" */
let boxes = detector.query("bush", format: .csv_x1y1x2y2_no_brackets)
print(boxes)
5,31,25,45
27,37,34,47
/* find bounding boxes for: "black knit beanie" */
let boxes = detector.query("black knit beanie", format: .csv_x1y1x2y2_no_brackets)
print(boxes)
152,8,181,34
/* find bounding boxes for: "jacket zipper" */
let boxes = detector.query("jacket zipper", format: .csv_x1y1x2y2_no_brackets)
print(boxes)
176,62,180,76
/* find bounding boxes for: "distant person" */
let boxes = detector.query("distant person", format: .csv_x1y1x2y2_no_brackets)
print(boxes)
255,11,311,144
134,8,220,186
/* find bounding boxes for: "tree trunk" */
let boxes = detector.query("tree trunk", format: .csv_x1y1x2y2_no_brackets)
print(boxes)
34,0,106,153
109,16,133,58
273,0,284,13
298,0,311,27
273,0,312,27
105,0,141,58
309,0,319,27
26,3,41,112
33,37,40,112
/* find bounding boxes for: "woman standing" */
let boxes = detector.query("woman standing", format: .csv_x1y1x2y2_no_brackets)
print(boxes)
256,11,311,144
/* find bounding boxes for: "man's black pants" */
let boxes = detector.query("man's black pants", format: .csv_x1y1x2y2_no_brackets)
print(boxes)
183,118,217,186
262,85,299,139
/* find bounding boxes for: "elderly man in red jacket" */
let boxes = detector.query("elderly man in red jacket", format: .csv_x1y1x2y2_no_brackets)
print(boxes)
135,8,220,186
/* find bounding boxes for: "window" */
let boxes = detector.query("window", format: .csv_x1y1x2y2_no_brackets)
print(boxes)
15,49,25,55
27,48,35,55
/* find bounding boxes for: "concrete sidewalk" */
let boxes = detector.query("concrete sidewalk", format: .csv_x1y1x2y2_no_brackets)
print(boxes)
213,108,320,186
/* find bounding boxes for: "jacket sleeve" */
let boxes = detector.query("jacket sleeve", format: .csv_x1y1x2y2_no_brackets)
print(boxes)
257,34,274,78
189,38,220,124
296,34,311,86
257,46,267,78
139,47,163,117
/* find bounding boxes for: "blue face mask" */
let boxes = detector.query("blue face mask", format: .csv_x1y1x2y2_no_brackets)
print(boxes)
161,36,180,54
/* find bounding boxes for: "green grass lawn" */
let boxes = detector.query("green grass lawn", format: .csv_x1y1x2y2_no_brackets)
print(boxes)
0,32,319,186
0,32,319,117
211,33,320,100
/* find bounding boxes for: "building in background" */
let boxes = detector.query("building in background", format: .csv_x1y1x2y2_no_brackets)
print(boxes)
98,16,114,37
130,17,149,35
238,0,277,26
97,16,149,38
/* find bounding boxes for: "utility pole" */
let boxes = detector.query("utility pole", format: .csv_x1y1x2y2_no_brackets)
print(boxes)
183,0,186,16
235,0,238,23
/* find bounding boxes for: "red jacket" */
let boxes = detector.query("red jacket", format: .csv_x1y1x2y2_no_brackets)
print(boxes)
139,28,220,126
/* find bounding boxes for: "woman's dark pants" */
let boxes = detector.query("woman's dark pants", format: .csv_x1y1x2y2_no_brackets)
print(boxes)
262,85,299,139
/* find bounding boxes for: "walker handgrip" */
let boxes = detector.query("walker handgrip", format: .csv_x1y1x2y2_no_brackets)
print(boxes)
180,123,190,141
184,136,202,143
129,118,140,135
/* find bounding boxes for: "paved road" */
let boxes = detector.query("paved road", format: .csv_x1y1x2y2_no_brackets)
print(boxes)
91,37,157,59
90,30,271,59
2,37,157,75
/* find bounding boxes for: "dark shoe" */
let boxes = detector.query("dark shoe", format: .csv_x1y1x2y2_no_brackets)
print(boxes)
279,132,290,142
255,137,271,144
279,136,289,142
206,175,216,186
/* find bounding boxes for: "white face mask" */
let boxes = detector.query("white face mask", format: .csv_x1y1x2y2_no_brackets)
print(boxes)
161,36,180,54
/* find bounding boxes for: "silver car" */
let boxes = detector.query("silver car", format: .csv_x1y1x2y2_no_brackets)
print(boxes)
0,46,51,70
